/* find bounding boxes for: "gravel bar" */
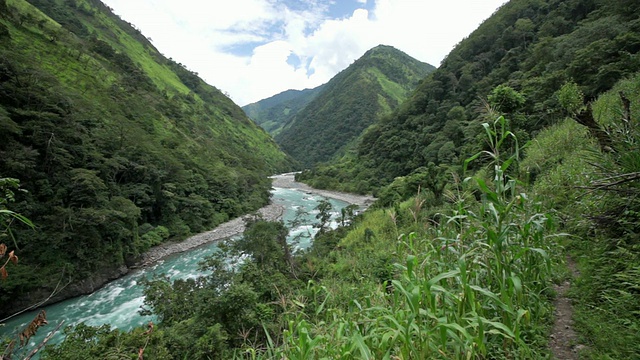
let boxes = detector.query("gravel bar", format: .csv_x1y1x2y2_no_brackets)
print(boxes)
135,173,375,267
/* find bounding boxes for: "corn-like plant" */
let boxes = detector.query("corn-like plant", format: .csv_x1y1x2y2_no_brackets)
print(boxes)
251,117,556,359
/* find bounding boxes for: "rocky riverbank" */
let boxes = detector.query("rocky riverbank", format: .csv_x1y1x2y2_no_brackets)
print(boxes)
2,175,374,318
133,203,285,268
137,173,375,267
270,172,376,209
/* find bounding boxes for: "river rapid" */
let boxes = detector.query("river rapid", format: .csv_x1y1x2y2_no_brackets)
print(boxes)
0,173,374,354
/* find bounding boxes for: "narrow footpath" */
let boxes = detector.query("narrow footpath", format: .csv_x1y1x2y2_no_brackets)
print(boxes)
549,256,585,359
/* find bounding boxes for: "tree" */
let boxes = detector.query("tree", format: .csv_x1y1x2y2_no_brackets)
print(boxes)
235,218,291,273
340,204,359,226
514,18,535,48
557,80,584,116
488,85,526,114
314,200,333,234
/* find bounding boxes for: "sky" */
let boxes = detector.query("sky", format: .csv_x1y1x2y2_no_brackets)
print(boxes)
101,0,506,106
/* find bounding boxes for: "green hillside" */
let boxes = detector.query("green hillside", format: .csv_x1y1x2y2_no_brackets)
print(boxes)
0,0,292,312
242,86,324,137
275,45,435,167
36,71,640,359
300,0,640,193
2,0,640,359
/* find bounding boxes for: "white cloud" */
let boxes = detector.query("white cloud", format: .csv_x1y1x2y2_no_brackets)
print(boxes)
102,0,506,106
300,9,375,80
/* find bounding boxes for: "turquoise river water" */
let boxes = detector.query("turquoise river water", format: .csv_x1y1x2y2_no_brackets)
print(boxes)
0,185,350,354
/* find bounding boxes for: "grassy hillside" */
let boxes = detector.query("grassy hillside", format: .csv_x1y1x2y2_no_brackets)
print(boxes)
242,86,324,137
275,45,435,167
299,0,640,193
40,78,640,358
0,0,292,312
524,73,640,359
1,0,636,358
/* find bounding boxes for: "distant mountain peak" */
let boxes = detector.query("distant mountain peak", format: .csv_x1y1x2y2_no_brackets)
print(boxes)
269,45,435,167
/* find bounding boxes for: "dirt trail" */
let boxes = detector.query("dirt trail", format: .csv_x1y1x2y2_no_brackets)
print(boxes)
549,256,585,359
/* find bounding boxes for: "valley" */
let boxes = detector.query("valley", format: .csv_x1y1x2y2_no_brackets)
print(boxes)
0,174,368,356
1,0,640,359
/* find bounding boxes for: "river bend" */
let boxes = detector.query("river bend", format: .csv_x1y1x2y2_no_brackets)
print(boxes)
0,173,373,352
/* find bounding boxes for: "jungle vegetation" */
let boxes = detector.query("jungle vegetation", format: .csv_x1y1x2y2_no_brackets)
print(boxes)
273,45,435,167
32,78,640,358
0,0,292,316
298,0,640,194
242,85,325,138
1,0,640,359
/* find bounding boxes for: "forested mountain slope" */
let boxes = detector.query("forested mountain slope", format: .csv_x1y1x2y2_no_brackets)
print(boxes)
242,86,324,137
2,0,637,358
274,45,435,167
0,0,292,313
300,0,640,192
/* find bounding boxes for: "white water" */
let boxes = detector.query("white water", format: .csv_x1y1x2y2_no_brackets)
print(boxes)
0,185,351,355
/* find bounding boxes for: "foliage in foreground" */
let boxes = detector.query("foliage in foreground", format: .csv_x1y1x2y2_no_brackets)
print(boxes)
563,77,639,359
299,0,640,193
517,72,640,358
1,178,52,360
0,0,291,311
253,117,558,359
40,117,560,359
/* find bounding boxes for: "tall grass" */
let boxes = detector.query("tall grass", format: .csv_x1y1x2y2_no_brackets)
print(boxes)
566,74,640,359
247,117,557,359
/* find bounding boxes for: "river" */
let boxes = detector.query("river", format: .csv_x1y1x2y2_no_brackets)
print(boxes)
0,173,374,355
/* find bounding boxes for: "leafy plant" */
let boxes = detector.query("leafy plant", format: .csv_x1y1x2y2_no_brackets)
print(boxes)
250,116,556,359
0,0,292,314
1,178,65,360
565,74,640,359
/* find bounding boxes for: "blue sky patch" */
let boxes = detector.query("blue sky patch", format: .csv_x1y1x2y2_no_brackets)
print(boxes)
328,0,370,19
222,40,266,57
286,52,302,68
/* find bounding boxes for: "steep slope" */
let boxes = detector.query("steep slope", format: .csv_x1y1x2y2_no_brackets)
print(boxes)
19,1,640,358
274,45,435,167
242,86,324,136
302,0,640,191
0,0,292,311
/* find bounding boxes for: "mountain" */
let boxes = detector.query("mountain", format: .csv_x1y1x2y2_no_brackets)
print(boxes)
242,85,324,137
7,1,640,358
301,0,640,192
273,45,435,168
0,0,292,311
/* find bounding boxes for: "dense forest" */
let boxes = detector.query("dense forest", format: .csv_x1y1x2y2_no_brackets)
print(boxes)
1,0,640,359
242,86,325,137
274,45,435,168
298,0,640,193
0,0,292,316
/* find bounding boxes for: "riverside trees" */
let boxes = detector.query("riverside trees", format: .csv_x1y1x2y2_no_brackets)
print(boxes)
0,0,291,315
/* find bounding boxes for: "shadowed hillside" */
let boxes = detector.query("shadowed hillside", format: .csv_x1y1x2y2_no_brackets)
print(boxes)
243,85,325,137
273,45,435,167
